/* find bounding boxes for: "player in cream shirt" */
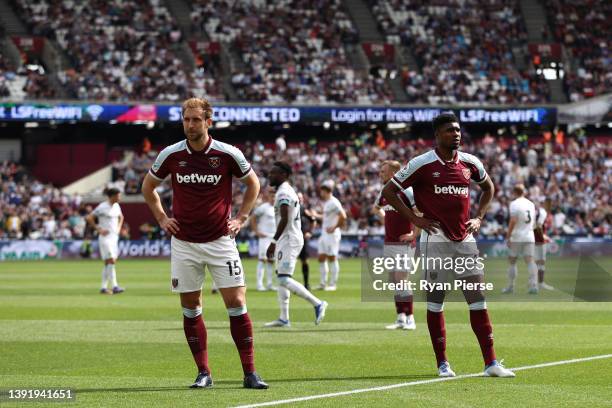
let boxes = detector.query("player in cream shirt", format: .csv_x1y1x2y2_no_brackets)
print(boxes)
264,162,328,327
503,184,539,294
314,180,346,291
86,188,124,294
250,189,276,291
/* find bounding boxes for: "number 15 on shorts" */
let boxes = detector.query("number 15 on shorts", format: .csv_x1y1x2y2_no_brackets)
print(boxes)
226,260,242,276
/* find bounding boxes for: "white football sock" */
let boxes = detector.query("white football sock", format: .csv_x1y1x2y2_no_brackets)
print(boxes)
319,261,329,286
527,261,538,289
266,262,274,287
278,286,290,321
330,259,339,286
256,260,264,288
109,264,118,287
283,277,321,306
101,265,109,289
507,264,517,287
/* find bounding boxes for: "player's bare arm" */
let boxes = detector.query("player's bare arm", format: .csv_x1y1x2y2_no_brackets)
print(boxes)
118,214,124,234
371,205,385,219
467,175,495,235
142,172,180,235
266,203,289,259
85,212,108,236
228,170,260,237
506,217,517,246
382,182,440,234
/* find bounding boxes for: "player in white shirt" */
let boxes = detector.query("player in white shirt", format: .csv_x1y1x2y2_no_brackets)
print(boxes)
264,162,328,327
250,188,276,291
86,188,124,294
313,180,347,291
503,184,539,294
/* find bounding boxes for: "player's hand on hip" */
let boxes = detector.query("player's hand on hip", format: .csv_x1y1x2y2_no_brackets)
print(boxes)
98,228,109,236
466,218,481,235
227,217,245,238
326,226,336,233
414,217,440,235
399,232,414,242
159,216,180,235
266,243,276,260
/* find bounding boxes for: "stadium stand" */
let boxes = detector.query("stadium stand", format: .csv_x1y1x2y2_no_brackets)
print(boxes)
369,0,551,104
11,0,223,101
543,0,611,101
191,0,392,104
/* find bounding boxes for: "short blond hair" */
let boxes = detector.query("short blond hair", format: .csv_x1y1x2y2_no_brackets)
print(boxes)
182,97,213,120
381,160,401,172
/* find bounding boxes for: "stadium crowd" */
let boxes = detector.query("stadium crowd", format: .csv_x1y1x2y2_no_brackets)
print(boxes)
371,0,551,104
11,0,223,102
1,130,609,240
190,0,392,104
544,0,611,101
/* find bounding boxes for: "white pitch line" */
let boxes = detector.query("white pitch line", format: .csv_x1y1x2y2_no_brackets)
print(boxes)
233,354,612,408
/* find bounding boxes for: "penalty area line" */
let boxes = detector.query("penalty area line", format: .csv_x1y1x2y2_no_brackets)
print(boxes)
233,353,612,408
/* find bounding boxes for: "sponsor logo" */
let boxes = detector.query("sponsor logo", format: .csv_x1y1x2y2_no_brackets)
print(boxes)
172,278,179,288
208,157,221,168
462,168,471,180
432,171,440,178
86,104,104,121
434,185,469,196
178,161,187,167
176,173,222,185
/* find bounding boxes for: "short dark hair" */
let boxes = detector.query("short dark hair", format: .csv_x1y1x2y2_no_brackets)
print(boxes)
104,187,121,197
273,161,292,177
432,112,459,133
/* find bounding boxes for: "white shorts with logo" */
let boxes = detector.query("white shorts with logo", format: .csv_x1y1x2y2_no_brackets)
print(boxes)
535,243,547,262
420,230,484,284
275,239,304,276
383,243,416,273
258,237,273,260
508,241,536,258
171,235,245,293
318,232,341,257
99,236,119,260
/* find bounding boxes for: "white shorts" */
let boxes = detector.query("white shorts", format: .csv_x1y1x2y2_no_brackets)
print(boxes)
170,235,245,293
318,233,340,257
508,242,535,258
383,244,416,273
258,237,273,260
99,236,119,260
535,243,546,262
275,240,303,276
420,230,483,283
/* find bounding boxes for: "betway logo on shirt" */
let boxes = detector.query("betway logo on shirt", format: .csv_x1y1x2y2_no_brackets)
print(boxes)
176,173,222,185
434,185,469,196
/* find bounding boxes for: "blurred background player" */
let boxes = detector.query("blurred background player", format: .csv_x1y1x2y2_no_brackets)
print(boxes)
86,187,124,295
141,97,267,389
298,192,315,290
383,113,515,378
534,200,554,290
372,160,418,330
313,180,347,291
250,188,276,291
503,184,539,294
264,162,328,327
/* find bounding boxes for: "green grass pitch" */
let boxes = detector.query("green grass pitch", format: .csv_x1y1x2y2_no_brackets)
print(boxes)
1,258,611,407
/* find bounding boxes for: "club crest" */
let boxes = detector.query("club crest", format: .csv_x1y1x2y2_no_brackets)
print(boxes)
209,157,221,168
462,168,471,180
172,278,178,288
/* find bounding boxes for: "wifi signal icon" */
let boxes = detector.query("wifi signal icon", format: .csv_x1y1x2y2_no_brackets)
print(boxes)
86,105,104,121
